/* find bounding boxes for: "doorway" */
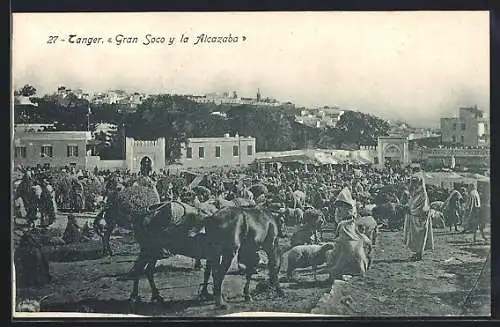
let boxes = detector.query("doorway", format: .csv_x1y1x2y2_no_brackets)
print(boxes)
140,156,152,176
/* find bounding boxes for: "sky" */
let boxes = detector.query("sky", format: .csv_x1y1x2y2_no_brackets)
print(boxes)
12,11,489,128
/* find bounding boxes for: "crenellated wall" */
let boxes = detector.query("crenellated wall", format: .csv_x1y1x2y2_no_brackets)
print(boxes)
125,137,166,173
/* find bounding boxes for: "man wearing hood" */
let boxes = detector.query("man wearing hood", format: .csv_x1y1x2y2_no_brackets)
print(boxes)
442,186,462,232
323,187,372,281
403,175,434,261
334,186,357,225
462,183,486,243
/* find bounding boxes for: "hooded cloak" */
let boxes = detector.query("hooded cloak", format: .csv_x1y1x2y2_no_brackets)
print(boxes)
403,175,434,254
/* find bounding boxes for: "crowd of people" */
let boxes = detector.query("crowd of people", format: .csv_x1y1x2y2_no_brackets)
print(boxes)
13,160,488,272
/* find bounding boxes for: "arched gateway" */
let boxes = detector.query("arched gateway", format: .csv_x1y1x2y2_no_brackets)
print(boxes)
377,136,410,169
125,137,166,173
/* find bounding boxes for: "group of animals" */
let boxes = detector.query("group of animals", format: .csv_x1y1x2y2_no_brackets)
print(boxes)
90,175,388,310
15,171,460,312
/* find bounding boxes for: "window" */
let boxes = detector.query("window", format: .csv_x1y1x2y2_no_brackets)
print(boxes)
233,145,239,157
67,145,79,157
460,135,464,143
452,136,456,143
199,146,205,159
215,146,221,158
247,145,253,156
461,123,466,130
15,146,26,158
41,145,53,158
70,163,77,167
186,147,193,159
453,123,457,130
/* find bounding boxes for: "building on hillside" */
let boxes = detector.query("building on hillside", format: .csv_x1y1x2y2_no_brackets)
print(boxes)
178,133,256,169
13,130,93,169
93,123,118,139
14,123,56,133
187,89,281,107
14,96,39,107
408,130,440,140
295,107,344,129
440,106,489,147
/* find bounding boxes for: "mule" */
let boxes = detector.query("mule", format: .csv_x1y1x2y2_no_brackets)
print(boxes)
95,200,210,257
201,207,286,308
127,204,212,307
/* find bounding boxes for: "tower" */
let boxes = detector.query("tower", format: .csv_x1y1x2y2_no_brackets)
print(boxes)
256,88,261,102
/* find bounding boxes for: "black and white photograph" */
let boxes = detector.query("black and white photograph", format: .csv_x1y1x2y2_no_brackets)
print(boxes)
11,11,490,317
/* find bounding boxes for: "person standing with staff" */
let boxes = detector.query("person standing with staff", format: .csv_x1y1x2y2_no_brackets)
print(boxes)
462,183,486,243
403,173,434,261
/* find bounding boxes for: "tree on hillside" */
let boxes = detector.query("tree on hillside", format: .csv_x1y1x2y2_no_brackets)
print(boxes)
334,110,390,148
226,106,297,151
14,84,37,97
94,124,126,160
126,95,202,163
28,94,95,131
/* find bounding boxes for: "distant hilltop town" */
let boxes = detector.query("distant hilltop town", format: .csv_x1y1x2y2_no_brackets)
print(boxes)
13,84,489,148
186,89,281,107
33,86,287,109
54,86,147,109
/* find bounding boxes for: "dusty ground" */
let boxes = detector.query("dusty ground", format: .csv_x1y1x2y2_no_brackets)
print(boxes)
14,213,491,317
14,213,333,317
312,226,491,317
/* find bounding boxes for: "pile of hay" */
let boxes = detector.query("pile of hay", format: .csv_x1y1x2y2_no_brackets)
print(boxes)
110,184,161,227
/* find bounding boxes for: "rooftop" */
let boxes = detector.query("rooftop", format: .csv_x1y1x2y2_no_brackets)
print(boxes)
187,134,255,143
14,131,93,141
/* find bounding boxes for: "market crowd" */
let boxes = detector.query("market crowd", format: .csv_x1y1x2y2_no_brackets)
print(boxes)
13,160,489,287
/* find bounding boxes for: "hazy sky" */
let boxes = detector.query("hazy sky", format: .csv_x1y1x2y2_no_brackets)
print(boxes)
12,11,489,127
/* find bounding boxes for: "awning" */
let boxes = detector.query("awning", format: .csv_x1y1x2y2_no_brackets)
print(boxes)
313,153,339,165
256,155,320,165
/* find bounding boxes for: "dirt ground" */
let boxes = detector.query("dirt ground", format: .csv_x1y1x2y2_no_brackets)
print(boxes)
14,213,491,317
14,213,333,317
311,226,491,317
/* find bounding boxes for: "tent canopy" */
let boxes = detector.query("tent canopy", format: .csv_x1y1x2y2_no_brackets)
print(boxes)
256,155,320,165
412,171,490,188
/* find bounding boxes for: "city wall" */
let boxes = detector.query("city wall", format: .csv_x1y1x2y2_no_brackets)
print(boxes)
85,145,489,172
